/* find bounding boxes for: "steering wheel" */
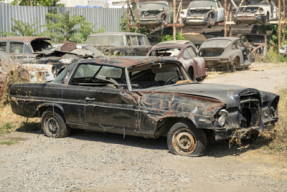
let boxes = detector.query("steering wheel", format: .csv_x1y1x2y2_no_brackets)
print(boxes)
164,75,180,85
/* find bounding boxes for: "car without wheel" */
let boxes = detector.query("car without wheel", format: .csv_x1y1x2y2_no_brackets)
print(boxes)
180,0,225,26
198,37,254,72
137,1,173,27
147,44,206,81
234,0,278,24
10,57,279,157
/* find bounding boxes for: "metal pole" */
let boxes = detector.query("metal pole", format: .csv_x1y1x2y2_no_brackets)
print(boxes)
127,0,130,32
173,0,176,40
228,3,232,37
278,0,281,56
54,0,56,6
282,0,285,43
224,0,227,37
134,0,138,24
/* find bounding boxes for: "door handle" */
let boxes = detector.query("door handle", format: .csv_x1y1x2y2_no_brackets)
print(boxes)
85,97,95,101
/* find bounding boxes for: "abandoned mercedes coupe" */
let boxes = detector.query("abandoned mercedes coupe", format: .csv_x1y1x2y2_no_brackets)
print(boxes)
10,57,279,157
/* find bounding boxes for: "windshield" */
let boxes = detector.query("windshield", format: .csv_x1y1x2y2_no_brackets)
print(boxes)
86,35,125,46
189,1,217,8
140,2,169,10
201,39,232,48
129,63,187,89
242,0,268,6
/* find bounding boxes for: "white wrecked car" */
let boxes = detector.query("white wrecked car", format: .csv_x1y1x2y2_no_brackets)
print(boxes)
180,0,225,26
234,0,278,24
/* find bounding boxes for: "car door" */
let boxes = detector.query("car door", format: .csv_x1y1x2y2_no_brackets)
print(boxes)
217,1,224,21
9,41,34,62
69,63,139,133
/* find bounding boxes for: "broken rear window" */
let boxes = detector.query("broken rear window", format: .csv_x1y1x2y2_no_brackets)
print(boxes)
149,48,182,57
201,40,232,48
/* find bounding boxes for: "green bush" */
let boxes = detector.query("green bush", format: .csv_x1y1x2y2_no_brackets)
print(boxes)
0,122,15,135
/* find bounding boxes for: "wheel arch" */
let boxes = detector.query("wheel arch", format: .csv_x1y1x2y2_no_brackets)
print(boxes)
187,66,195,80
33,103,65,119
155,116,199,138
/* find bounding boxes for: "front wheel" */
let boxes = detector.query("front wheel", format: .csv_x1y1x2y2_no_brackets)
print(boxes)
41,108,70,138
167,121,207,157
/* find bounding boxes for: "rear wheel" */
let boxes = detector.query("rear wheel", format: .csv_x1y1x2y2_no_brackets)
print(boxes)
41,108,70,138
167,121,207,157
231,57,240,72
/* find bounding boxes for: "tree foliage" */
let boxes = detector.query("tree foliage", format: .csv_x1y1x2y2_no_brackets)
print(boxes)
46,11,105,43
120,13,150,34
158,32,185,42
10,0,64,7
2,18,47,37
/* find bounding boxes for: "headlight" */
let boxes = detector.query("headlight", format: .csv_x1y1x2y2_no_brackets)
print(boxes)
217,109,228,127
258,7,264,13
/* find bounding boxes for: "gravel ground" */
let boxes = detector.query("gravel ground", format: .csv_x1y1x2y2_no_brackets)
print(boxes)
1,63,287,192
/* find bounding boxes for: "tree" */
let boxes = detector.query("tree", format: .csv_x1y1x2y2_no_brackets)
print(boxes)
46,11,104,43
11,0,64,7
158,32,185,42
2,18,47,37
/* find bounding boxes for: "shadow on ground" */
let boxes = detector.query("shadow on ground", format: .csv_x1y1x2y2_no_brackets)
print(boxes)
17,124,273,157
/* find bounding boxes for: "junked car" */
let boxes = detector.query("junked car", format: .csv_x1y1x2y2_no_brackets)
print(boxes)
86,32,152,56
279,45,287,57
180,0,225,26
198,37,253,72
240,33,273,57
9,57,279,157
234,0,278,24
0,51,55,99
152,40,198,53
147,44,206,81
138,1,173,27
0,36,52,63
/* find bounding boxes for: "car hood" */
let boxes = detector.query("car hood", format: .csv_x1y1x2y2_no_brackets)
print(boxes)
144,83,274,108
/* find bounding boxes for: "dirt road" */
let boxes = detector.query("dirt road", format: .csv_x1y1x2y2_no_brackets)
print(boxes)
0,63,287,192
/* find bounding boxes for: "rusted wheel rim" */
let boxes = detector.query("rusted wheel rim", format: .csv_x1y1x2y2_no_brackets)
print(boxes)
172,128,197,155
45,114,59,134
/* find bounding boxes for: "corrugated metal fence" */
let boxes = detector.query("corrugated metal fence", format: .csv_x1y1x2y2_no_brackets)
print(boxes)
0,3,126,37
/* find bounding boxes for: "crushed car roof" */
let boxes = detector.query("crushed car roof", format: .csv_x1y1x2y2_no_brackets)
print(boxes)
81,57,178,68
0,36,51,42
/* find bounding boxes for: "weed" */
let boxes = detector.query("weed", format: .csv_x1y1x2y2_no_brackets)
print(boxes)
255,51,287,63
0,122,15,135
0,140,16,145
18,120,40,132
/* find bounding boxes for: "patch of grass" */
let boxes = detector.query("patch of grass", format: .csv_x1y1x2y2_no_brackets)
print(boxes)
255,51,287,63
258,86,287,153
18,120,40,132
0,122,15,135
0,140,16,145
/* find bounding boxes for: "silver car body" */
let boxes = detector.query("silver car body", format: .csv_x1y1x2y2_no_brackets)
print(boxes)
180,0,225,26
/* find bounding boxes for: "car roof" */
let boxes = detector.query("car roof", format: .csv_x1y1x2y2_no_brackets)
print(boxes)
151,43,191,49
157,40,190,45
79,57,178,68
0,36,51,42
88,32,146,36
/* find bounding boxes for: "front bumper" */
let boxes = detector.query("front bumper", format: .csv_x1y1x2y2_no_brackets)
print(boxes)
138,19,162,25
185,17,207,25
234,14,266,23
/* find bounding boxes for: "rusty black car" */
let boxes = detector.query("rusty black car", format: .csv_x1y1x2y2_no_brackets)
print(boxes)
10,57,279,157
